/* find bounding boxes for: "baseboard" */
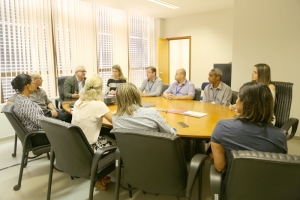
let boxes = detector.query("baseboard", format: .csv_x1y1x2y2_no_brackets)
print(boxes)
293,136,300,140
0,135,14,143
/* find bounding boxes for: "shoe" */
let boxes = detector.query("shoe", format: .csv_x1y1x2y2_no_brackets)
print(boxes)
102,176,111,184
95,179,107,191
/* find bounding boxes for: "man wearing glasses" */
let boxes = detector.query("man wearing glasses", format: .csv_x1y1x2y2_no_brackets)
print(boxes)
7,72,72,122
64,65,86,99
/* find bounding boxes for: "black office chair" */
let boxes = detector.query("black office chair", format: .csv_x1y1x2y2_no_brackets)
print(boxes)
1,104,51,191
161,84,169,95
194,88,201,100
55,76,71,109
210,150,300,200
231,91,238,105
39,117,117,200
272,81,299,140
111,128,207,200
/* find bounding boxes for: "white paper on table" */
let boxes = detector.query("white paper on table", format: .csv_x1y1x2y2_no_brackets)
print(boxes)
183,111,207,118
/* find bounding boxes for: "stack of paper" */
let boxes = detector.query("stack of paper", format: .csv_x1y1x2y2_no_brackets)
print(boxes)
183,111,207,118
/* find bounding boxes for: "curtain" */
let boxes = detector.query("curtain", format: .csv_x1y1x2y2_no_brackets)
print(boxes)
52,0,97,77
0,0,54,102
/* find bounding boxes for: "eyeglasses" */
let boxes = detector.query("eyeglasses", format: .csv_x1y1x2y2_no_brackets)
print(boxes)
78,70,87,73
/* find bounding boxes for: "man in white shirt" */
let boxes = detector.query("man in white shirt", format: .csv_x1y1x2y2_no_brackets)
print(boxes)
139,66,163,97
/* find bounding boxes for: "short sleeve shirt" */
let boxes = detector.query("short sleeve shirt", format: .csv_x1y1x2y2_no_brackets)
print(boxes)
165,79,195,97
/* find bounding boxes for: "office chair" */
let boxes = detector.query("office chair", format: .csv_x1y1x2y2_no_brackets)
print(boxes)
39,117,117,200
161,84,169,95
1,104,51,191
194,88,201,100
210,150,300,200
200,82,209,100
230,91,238,105
272,81,299,140
111,128,207,200
55,76,71,109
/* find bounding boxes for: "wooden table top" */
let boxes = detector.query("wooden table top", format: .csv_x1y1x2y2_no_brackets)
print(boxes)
62,97,235,138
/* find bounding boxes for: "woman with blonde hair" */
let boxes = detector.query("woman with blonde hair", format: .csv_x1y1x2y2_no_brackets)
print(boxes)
112,82,176,134
71,74,114,190
106,64,127,95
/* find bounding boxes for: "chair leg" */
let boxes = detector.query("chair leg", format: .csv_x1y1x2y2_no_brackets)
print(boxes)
115,149,121,200
13,147,28,190
12,133,17,157
128,184,132,198
89,180,96,200
47,151,55,200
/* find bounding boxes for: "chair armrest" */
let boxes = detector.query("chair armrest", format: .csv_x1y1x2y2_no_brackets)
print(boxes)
55,98,64,109
90,146,118,180
281,118,299,140
186,154,207,198
210,164,222,200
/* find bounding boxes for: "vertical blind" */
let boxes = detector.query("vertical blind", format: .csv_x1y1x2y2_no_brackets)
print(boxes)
0,0,155,103
0,0,54,102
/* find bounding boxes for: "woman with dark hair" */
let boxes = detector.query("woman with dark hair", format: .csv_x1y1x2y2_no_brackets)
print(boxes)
229,63,275,110
211,82,287,172
11,74,49,146
105,64,127,95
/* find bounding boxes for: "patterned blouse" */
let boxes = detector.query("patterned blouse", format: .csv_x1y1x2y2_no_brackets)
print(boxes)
13,94,44,132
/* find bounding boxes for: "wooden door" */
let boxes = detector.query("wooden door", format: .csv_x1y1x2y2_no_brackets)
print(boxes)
158,38,169,84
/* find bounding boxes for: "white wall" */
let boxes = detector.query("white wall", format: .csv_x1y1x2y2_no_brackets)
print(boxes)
232,0,300,136
0,104,15,141
163,8,234,88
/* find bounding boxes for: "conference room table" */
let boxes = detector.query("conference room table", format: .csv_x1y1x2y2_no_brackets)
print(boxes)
62,96,235,153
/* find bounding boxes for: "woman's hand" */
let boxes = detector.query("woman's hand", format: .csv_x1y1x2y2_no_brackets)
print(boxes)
229,104,236,111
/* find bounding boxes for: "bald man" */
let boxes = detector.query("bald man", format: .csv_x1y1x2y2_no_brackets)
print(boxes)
163,68,195,100
7,72,72,123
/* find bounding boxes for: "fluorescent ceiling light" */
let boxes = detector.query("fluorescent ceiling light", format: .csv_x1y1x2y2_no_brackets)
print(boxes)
148,0,180,9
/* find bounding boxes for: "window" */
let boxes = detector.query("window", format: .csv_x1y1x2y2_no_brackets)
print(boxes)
129,13,155,87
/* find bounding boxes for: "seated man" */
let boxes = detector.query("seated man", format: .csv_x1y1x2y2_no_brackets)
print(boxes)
64,65,86,99
202,68,232,106
163,68,195,100
139,66,163,97
7,72,72,123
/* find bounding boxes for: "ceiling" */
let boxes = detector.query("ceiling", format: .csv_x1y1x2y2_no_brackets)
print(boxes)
82,0,234,19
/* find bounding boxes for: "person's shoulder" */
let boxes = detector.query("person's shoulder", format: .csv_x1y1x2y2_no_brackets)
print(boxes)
268,84,276,92
220,82,231,89
156,77,162,82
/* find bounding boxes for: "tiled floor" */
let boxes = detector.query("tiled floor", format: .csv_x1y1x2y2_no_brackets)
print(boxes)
0,137,299,200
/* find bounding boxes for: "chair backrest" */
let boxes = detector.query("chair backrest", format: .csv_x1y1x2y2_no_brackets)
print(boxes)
2,104,29,145
161,84,169,95
231,91,238,105
272,81,293,128
223,150,300,200
194,88,201,100
201,82,209,90
111,128,188,196
39,117,94,179
57,76,71,101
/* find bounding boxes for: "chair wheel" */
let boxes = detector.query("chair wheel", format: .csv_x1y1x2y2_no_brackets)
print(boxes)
12,153,16,157
13,185,21,191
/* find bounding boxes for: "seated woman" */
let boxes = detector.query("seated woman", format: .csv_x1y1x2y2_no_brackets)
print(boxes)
211,82,287,173
71,74,114,190
112,82,176,134
230,63,275,110
106,64,126,95
11,74,49,146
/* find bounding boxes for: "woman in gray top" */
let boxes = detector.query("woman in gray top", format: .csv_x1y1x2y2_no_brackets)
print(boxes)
113,83,176,134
